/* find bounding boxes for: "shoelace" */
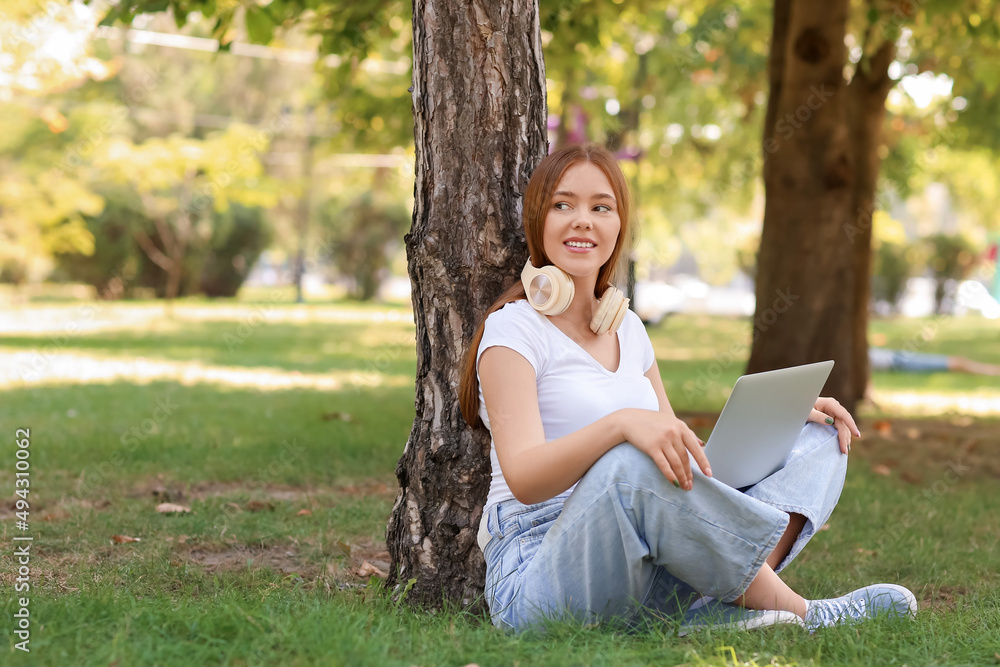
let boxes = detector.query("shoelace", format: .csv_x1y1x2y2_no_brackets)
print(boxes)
807,596,868,629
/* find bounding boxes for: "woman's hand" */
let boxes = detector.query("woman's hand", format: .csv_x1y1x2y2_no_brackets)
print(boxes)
808,396,860,454
618,409,713,490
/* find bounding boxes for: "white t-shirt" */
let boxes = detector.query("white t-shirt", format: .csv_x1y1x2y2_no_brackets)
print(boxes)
475,299,660,512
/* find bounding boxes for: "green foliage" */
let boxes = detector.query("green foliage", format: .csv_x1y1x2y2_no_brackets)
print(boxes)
51,186,143,297
924,233,979,313
200,203,274,298
320,192,410,300
872,241,914,311
54,188,273,299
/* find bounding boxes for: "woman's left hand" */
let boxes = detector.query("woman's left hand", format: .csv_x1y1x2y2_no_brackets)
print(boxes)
808,396,861,454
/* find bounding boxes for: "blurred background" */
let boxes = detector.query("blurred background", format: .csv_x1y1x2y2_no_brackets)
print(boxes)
2,0,997,320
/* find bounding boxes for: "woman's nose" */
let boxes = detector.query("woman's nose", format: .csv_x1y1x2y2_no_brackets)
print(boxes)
572,212,594,229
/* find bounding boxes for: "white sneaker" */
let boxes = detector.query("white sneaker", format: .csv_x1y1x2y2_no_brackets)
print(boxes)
678,596,806,636
804,584,918,633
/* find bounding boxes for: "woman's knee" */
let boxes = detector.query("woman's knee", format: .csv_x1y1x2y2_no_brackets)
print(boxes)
790,422,840,459
583,443,661,490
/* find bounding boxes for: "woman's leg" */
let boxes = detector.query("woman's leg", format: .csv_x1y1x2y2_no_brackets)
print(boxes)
733,562,807,618
767,513,807,570
741,422,848,574
493,443,793,631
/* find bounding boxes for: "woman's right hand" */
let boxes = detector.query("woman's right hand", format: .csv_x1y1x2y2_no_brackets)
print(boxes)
617,409,713,490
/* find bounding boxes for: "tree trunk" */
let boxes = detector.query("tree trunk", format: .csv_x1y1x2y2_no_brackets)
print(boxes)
748,0,858,410
846,42,896,404
387,0,548,608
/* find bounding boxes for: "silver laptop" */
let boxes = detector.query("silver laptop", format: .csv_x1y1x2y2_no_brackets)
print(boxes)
702,360,835,488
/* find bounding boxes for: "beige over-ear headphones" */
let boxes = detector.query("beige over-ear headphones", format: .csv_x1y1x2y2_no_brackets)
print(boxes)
521,259,630,334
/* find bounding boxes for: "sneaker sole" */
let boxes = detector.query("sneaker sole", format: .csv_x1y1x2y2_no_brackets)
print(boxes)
679,609,806,636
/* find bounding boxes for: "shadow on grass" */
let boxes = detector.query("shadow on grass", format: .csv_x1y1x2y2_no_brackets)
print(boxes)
0,319,417,376
0,380,413,493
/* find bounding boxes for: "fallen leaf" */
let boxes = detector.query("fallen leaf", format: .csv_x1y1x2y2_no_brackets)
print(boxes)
296,509,312,516
322,412,353,422
873,420,892,436
111,534,141,543
900,471,924,485
872,463,893,476
178,535,189,544
156,502,191,514
950,416,973,428
356,560,388,579
819,523,830,531
906,428,922,440
245,500,274,512
855,548,876,557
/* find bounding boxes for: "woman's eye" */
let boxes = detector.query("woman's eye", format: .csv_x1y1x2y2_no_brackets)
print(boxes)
554,202,570,210
594,204,611,213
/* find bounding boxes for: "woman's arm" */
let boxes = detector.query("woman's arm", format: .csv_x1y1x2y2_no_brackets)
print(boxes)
479,346,711,505
644,359,677,418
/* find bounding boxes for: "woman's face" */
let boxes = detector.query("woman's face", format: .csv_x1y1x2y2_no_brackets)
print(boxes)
541,161,621,279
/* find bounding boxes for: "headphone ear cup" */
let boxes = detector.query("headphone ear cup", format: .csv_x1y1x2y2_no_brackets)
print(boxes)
607,295,630,333
521,260,575,316
590,286,630,334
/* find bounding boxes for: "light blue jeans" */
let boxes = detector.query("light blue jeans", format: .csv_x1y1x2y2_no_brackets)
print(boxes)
481,422,847,633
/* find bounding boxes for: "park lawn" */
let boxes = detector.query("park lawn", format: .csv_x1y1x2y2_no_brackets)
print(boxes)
1,299,999,666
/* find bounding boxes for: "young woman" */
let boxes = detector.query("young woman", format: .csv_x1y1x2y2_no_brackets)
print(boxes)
458,144,916,634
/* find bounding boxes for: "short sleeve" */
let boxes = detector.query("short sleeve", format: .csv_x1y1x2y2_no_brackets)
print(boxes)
476,302,546,379
635,312,656,373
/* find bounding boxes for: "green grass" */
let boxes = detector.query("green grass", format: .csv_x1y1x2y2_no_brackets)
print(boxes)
1,298,999,665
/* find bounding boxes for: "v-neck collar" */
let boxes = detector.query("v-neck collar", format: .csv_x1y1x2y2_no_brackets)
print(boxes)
533,307,623,376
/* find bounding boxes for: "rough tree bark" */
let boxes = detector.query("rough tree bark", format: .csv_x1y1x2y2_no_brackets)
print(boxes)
386,0,548,607
749,0,858,408
750,0,903,411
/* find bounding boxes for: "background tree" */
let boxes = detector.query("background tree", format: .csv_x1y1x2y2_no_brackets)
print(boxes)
319,192,409,301
90,126,279,299
924,233,979,314
748,0,1000,410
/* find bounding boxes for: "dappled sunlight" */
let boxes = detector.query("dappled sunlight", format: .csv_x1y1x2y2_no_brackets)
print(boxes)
0,349,411,391
869,388,1000,417
0,302,415,336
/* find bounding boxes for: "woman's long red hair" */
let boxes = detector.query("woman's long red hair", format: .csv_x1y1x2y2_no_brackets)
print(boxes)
458,144,635,429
